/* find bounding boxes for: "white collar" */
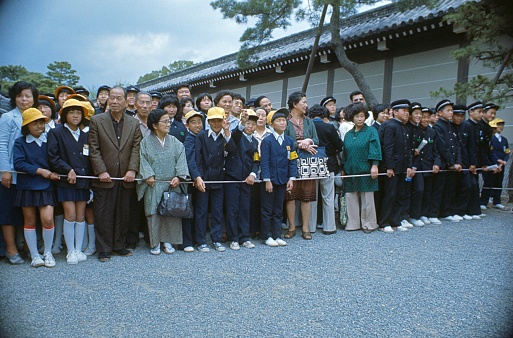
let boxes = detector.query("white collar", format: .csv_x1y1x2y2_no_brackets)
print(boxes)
26,133,47,147
272,130,284,141
64,123,80,136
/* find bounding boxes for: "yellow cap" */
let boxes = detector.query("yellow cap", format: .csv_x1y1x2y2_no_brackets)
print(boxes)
185,110,203,123
489,118,505,128
207,107,226,120
59,99,88,117
22,108,50,127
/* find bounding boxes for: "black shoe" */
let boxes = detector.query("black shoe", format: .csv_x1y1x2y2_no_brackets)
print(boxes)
125,243,136,251
113,249,133,256
323,230,337,235
98,252,111,262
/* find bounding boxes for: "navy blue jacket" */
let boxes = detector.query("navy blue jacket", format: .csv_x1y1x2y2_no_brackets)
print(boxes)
168,119,187,143
260,133,298,185
406,122,423,169
378,118,412,173
433,118,461,169
184,131,201,181
13,136,54,191
477,118,497,166
415,125,440,171
47,125,91,189
491,134,510,162
453,122,477,169
194,130,236,189
225,128,259,181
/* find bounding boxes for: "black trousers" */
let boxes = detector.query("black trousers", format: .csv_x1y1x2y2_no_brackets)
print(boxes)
480,171,504,206
379,173,409,227
454,172,472,216
439,171,458,218
421,174,435,217
409,173,424,219
126,189,148,246
93,182,131,253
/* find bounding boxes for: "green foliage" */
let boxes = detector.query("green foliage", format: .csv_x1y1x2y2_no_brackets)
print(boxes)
46,61,80,87
432,0,513,104
137,60,196,84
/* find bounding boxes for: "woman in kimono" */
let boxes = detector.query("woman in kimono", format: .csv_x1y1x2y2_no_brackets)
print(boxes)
341,102,382,233
137,109,190,255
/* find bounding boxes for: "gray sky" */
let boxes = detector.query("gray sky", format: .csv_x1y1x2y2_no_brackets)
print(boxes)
0,0,387,92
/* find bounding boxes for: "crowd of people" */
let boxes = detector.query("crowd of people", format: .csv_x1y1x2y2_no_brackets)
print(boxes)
0,80,509,267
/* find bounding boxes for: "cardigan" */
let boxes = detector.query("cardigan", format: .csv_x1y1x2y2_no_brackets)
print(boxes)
13,136,53,191
225,128,259,181
0,108,22,184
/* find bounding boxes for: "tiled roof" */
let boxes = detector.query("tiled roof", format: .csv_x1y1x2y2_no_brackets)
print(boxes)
140,0,470,92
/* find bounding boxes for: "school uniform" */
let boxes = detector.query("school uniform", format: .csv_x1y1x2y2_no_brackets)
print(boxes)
193,128,236,245
224,126,259,243
168,118,187,143
12,134,56,207
182,130,200,248
489,132,509,205
378,118,412,228
477,118,498,207
260,131,298,240
47,124,91,202
464,118,483,215
416,125,440,218
406,122,424,220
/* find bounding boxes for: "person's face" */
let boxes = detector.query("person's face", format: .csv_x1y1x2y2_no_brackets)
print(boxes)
27,119,46,138
351,94,365,103
164,103,178,118
496,123,505,133
469,108,483,121
410,109,422,124
108,88,126,114
126,91,137,107
353,112,366,128
438,106,453,121
199,96,212,111
151,98,159,110
271,117,287,133
483,108,496,122
420,112,431,128
325,101,336,115
452,113,465,125
208,118,223,133
154,114,170,135
66,108,83,128
217,95,233,114
135,94,151,118
255,108,267,127
376,109,388,124
16,88,34,112
97,90,109,105
58,91,69,106
244,119,257,135
294,97,308,115
186,116,203,135
182,101,194,115
394,108,410,124
38,104,53,120
259,97,272,113
177,87,191,99
429,113,439,124
232,99,243,117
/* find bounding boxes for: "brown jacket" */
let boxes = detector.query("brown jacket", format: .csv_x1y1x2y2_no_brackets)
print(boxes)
88,111,142,189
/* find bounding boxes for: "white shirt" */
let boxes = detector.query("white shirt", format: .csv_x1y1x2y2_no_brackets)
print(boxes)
208,128,231,143
26,133,46,147
495,132,502,143
64,123,81,142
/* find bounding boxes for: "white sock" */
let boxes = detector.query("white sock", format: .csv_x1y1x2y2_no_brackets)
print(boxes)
87,223,96,249
24,227,39,259
43,226,55,255
53,214,64,248
63,219,75,253
75,221,86,252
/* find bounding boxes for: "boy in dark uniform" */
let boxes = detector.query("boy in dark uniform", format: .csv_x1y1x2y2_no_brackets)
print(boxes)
406,102,425,227
479,103,501,209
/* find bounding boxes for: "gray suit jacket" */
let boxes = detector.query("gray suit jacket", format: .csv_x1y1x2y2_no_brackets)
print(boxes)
88,111,142,189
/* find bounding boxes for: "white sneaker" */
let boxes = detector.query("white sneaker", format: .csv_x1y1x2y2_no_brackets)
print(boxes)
420,216,431,224
444,215,460,222
410,218,425,227
480,205,487,210
462,214,473,220
494,204,506,210
400,220,414,228
428,217,441,225
242,241,255,249
76,251,87,262
275,238,287,246
229,241,240,250
265,237,278,247
213,242,226,252
43,253,56,268
66,251,78,264
163,242,175,254
197,244,210,253
453,215,464,221
396,225,409,232
380,226,394,233
472,215,481,220
31,255,45,268
84,247,96,256
479,213,487,217
183,246,195,253
150,245,161,255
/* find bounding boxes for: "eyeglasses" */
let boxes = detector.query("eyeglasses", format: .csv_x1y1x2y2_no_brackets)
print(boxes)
159,120,171,125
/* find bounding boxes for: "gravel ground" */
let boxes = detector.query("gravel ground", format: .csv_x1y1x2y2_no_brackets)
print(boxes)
1,207,512,338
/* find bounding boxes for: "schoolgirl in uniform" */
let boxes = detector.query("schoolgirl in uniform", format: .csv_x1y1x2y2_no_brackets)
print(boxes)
13,108,60,267
47,99,92,264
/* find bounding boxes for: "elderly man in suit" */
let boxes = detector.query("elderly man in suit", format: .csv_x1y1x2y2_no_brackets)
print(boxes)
88,86,142,262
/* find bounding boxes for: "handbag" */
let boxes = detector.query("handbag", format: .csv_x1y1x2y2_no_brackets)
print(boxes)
297,146,329,179
157,184,194,218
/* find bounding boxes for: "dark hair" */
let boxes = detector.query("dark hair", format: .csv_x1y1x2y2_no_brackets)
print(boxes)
61,106,85,126
254,95,268,107
308,104,328,119
195,93,212,113
232,93,245,105
9,81,39,109
110,86,127,99
214,90,233,105
147,109,169,133
345,102,369,122
372,104,388,121
158,94,181,120
174,83,190,92
287,91,306,110
335,107,344,121
349,90,363,102
178,97,194,121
